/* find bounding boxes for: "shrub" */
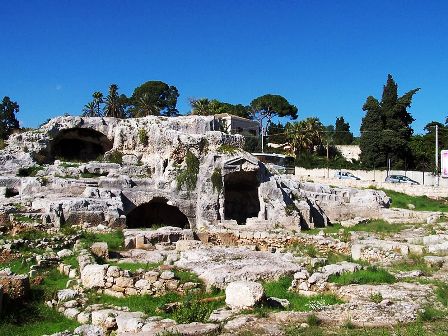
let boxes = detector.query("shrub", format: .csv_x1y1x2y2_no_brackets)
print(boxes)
369,292,383,304
17,165,43,177
306,313,321,326
211,168,223,193
217,144,238,154
104,150,123,164
176,151,199,191
138,128,149,146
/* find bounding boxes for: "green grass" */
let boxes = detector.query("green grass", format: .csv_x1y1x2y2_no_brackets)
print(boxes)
62,254,79,269
390,254,438,276
12,214,36,223
80,230,124,251
80,171,108,178
17,165,44,177
0,268,78,336
89,288,225,323
217,144,239,154
378,188,448,212
283,321,448,336
108,261,161,272
304,220,410,238
0,258,34,274
173,268,202,284
328,266,396,285
245,276,342,316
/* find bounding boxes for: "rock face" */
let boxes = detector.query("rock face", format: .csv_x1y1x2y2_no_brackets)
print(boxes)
0,115,388,234
175,246,303,288
225,281,264,309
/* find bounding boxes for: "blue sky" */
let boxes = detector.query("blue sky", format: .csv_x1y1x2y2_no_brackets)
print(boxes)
1,0,447,134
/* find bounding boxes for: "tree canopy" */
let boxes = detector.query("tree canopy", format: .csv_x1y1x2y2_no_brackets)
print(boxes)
250,94,298,125
0,96,20,140
334,116,353,145
359,74,419,169
131,81,179,117
189,98,250,119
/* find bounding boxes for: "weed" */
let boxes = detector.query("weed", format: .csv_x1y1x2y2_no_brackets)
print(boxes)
80,171,108,178
217,144,238,154
307,313,321,326
13,214,35,223
369,292,383,303
103,150,123,164
417,306,446,322
173,269,202,284
343,319,356,329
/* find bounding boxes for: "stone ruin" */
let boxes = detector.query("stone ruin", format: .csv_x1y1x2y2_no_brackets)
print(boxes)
0,115,390,235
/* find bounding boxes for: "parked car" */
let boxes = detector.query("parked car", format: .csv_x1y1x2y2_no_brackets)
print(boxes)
334,171,361,180
385,175,420,185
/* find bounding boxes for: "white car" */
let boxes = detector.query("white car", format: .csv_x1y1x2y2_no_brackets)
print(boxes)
334,171,361,180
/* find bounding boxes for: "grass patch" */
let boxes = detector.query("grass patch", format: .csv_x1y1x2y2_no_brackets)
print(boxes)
80,172,108,178
282,320,448,336
328,266,396,285
89,288,224,323
378,188,448,212
390,254,437,276
17,165,44,177
369,292,383,304
0,258,34,274
59,162,80,168
80,230,124,251
259,276,342,313
217,144,238,154
108,261,161,273
173,268,202,284
12,214,35,223
0,268,78,336
417,306,446,322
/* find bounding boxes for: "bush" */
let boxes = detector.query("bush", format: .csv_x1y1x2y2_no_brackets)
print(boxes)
105,150,123,164
211,168,223,193
138,128,148,146
306,313,321,326
176,151,199,191
369,292,383,304
17,165,43,177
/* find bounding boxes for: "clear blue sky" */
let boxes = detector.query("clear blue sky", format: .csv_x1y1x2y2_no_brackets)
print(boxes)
1,0,447,134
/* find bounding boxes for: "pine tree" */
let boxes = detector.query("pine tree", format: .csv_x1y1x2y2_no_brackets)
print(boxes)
334,116,353,145
359,74,419,168
0,96,20,140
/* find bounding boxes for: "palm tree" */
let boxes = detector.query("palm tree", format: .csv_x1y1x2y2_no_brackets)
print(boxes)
81,101,96,117
92,91,104,116
286,117,324,156
134,93,160,117
189,98,210,115
103,84,124,118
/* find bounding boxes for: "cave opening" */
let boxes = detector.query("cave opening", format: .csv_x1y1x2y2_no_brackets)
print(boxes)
126,198,189,229
50,128,113,162
224,171,260,224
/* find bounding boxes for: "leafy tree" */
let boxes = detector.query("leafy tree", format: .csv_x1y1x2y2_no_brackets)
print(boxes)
189,98,250,118
0,96,20,140
250,94,298,125
410,121,448,171
359,74,419,169
103,84,125,118
334,116,353,145
267,122,287,144
131,81,179,117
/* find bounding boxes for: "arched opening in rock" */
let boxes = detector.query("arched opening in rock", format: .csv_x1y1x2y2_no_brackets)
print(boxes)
126,198,189,229
49,128,113,162
224,171,260,224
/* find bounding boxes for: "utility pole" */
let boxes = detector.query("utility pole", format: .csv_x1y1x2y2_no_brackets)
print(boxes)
326,140,329,178
435,124,439,186
261,125,264,153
